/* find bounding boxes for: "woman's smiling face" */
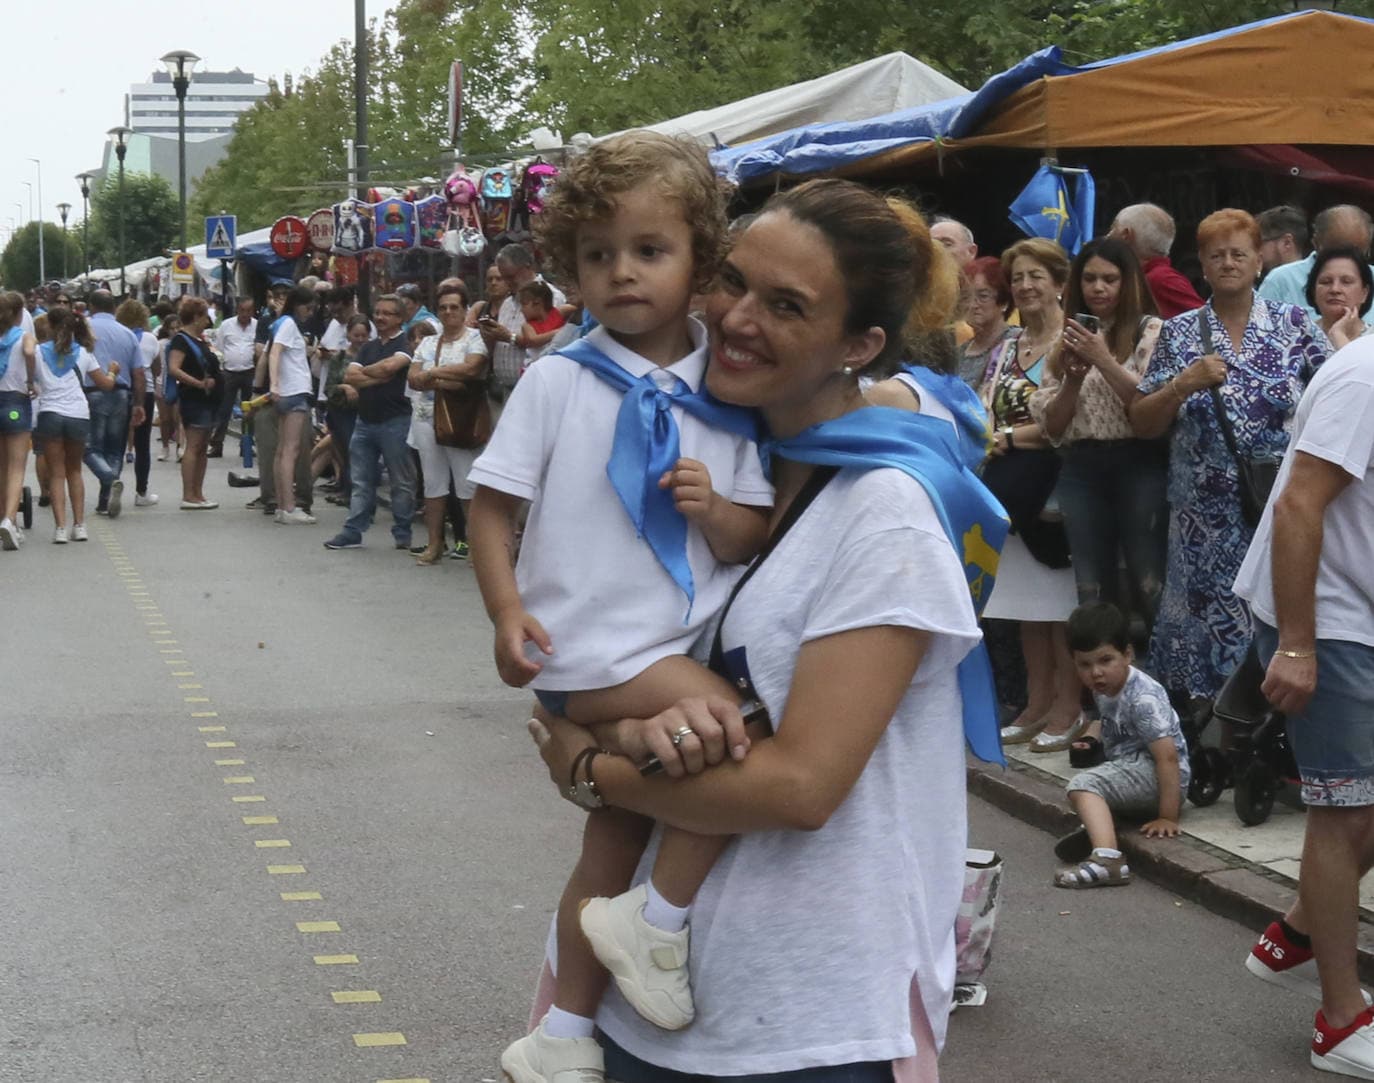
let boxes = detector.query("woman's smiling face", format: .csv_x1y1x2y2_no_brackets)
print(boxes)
704,211,882,437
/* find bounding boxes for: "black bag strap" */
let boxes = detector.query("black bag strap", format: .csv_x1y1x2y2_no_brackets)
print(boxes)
709,464,839,680
1199,315,1245,468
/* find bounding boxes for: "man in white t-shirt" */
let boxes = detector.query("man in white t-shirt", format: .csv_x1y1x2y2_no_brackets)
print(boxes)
483,243,564,395
209,297,259,457
1233,337,1374,1077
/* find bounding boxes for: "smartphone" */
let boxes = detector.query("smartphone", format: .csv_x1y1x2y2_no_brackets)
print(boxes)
1074,313,1101,334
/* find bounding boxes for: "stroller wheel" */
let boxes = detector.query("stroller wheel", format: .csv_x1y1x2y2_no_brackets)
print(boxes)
20,485,33,530
1187,746,1228,808
1235,758,1278,826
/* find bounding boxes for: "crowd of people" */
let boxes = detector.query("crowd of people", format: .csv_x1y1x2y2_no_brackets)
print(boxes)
5,152,1374,1079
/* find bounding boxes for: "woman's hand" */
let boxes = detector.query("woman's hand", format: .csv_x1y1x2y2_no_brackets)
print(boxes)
1330,306,1365,350
1180,352,1227,394
528,709,598,800
203,377,216,394
633,697,751,778
1063,319,1113,369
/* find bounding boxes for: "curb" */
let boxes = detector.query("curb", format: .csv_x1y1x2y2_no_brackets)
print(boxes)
969,758,1374,985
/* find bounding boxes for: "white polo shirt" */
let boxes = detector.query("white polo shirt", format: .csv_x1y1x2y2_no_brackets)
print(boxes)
468,319,772,692
1235,337,1374,648
215,317,259,372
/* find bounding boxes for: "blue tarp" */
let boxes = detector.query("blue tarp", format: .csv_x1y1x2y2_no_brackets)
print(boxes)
236,241,296,284
710,10,1369,185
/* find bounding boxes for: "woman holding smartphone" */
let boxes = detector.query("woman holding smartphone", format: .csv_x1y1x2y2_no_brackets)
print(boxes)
1029,237,1166,635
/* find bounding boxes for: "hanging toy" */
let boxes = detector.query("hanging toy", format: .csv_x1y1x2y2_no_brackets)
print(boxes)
373,197,417,251
332,199,375,254
480,167,513,238
511,159,560,234
444,166,483,232
414,194,449,251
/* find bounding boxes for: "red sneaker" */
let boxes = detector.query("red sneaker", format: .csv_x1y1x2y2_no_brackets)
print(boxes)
1313,1006,1374,1078
1247,921,1320,999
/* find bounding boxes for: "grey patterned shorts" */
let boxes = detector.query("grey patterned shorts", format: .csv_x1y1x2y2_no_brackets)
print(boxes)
1067,752,1163,818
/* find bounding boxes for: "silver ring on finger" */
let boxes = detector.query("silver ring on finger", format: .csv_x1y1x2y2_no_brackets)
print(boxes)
671,725,694,748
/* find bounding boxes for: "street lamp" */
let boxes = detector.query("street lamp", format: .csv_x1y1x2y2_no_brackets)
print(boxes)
28,158,44,286
107,125,133,296
161,49,200,266
75,172,93,278
57,202,71,280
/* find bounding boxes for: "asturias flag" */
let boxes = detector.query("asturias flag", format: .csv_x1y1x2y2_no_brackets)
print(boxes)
1008,165,1096,255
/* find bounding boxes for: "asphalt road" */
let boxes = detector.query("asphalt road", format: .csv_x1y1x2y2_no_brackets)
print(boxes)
0,453,1326,1082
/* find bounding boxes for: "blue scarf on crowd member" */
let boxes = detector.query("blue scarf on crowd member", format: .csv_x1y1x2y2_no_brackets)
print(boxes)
764,406,1010,764
0,326,21,379
555,336,760,616
900,364,992,472
39,341,81,378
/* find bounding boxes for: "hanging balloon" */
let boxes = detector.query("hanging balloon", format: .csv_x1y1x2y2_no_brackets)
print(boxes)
373,197,417,251
332,200,375,255
414,194,449,251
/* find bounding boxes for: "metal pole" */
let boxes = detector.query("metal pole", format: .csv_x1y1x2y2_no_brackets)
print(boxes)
78,175,91,279
355,0,371,312
177,77,188,259
117,147,127,297
30,159,45,285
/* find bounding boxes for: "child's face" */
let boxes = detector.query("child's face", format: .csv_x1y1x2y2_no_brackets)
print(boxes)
574,185,695,344
520,297,548,323
1073,643,1133,698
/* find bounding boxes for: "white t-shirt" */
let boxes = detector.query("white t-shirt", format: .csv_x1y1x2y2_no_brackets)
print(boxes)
409,328,488,424
320,317,376,353
271,318,312,398
597,468,979,1072
0,333,29,393
892,370,959,429
467,320,772,691
1234,338,1374,648
136,331,160,377
35,348,100,420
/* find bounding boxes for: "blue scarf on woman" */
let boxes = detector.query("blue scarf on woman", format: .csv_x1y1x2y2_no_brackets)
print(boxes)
0,326,20,379
899,364,992,472
39,341,81,378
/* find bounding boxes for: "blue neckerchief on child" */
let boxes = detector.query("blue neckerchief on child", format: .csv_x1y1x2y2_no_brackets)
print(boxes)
763,406,1010,764
899,364,992,472
39,341,81,378
555,335,760,615
0,326,21,379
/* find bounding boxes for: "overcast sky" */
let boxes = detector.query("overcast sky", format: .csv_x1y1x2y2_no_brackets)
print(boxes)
3,0,388,246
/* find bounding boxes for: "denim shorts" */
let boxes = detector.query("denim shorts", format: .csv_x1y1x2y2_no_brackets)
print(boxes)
179,399,216,430
1254,621,1374,807
0,390,32,434
275,392,313,415
34,411,90,444
601,1035,894,1083
534,689,570,716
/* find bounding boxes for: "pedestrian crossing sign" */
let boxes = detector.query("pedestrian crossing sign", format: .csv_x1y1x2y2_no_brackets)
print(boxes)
205,215,237,260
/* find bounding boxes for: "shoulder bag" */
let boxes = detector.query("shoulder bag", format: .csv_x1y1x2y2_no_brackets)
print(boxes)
432,337,493,449
1199,317,1277,529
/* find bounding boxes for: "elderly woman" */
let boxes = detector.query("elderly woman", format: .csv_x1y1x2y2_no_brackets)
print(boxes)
530,179,995,1082
1131,208,1327,703
1029,237,1166,633
982,238,1083,752
1308,245,1373,351
956,255,1015,391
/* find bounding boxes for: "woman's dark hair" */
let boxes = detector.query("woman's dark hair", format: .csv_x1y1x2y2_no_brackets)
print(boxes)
437,279,470,305
966,255,1013,317
758,178,950,374
285,285,317,318
1058,237,1157,371
1306,246,1374,318
1067,603,1132,654
345,313,371,335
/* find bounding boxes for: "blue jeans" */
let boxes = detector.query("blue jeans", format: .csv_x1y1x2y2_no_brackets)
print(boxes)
343,414,416,544
1057,439,1168,634
601,1036,893,1083
84,388,131,502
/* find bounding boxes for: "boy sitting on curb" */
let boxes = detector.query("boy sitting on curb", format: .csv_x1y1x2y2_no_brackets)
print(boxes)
1053,603,1190,889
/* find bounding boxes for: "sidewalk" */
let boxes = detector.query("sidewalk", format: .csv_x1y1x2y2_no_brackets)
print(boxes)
972,744,1374,982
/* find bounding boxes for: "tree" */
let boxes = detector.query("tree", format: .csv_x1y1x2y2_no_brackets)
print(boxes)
0,222,83,291
86,172,180,270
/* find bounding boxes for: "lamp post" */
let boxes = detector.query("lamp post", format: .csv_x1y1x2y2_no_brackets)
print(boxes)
76,172,93,278
107,126,132,296
161,50,200,267
28,158,44,286
56,202,71,280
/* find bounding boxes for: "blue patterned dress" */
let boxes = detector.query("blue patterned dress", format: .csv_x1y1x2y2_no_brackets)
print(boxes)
1137,298,1326,698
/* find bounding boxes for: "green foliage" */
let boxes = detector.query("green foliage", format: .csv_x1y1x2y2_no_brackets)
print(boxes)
0,222,84,291
87,172,180,270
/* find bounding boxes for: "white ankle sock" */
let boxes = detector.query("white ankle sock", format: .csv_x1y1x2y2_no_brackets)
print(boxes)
642,880,691,933
543,1006,595,1040
1091,846,1122,859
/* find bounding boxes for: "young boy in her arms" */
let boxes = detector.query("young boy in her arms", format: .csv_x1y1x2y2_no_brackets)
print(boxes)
1054,603,1190,888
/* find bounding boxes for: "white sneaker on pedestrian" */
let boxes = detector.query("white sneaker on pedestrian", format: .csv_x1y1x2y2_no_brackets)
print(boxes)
72,523,88,542
499,1018,604,1083
135,492,159,507
579,884,694,1030
0,518,20,551
281,508,316,525
53,526,68,544
107,480,124,519
1313,1006,1374,1078
156,447,168,462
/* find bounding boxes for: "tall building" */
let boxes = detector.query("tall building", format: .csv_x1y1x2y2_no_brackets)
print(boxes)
127,68,270,141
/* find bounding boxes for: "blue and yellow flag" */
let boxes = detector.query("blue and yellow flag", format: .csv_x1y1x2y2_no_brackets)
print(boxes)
1009,164,1096,255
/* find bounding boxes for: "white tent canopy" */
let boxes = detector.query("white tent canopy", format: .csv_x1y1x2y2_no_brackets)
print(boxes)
600,52,968,149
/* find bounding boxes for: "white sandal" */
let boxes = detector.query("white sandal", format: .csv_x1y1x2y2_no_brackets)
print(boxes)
1054,850,1131,889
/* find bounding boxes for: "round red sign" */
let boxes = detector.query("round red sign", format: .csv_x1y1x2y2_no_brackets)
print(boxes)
306,209,334,253
270,216,310,260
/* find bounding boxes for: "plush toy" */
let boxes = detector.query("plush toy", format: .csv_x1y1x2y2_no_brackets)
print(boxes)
332,200,374,254
444,167,483,232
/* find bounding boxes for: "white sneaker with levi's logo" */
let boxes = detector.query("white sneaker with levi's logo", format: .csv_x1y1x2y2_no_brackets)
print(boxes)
1313,1006,1374,1079
1248,921,1374,1005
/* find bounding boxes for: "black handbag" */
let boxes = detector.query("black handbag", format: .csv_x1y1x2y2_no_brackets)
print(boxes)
1199,318,1277,529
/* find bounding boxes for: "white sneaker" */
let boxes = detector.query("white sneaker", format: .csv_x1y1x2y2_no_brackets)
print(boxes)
499,1018,604,1083
579,884,694,1030
0,518,20,551
274,509,286,523
156,448,168,462
53,526,68,544
72,523,88,541
135,492,159,507
281,508,316,525
1313,1006,1374,1078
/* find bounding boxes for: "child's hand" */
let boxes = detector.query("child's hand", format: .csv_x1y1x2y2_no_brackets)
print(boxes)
1140,818,1180,838
494,609,553,688
662,458,718,525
